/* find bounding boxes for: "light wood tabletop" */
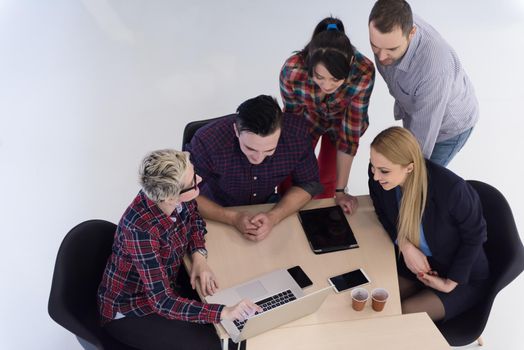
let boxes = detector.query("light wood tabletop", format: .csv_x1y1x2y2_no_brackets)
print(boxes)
186,196,403,339
246,312,450,350
185,196,450,349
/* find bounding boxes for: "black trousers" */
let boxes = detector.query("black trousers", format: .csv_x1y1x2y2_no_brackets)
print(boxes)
105,313,221,350
104,267,225,350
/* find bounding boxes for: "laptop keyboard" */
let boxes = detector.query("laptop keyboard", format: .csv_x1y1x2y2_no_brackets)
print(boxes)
233,289,297,331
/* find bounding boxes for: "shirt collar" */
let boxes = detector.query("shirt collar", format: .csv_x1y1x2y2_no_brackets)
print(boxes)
138,190,175,231
396,24,421,72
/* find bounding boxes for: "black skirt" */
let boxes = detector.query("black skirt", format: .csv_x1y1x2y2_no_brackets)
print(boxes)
396,254,489,322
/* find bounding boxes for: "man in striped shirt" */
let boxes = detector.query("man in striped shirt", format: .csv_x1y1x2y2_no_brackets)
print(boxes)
368,0,479,166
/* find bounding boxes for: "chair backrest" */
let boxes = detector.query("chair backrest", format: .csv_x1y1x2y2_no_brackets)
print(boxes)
181,114,234,148
48,220,137,350
437,180,524,346
469,181,524,292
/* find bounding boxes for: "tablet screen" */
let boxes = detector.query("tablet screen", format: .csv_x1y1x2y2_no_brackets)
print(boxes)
298,206,358,254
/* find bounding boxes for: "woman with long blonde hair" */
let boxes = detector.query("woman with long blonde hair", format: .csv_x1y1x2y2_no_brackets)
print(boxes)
368,127,489,322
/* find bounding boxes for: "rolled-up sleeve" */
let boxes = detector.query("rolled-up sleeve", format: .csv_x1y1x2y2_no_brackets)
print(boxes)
279,59,306,115
124,225,223,323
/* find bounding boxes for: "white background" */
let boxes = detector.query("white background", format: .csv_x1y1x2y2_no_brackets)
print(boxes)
0,0,523,349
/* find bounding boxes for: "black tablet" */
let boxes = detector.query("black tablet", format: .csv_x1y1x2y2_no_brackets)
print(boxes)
298,205,359,254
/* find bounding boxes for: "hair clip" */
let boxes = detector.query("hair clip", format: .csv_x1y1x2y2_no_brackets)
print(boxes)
326,23,339,31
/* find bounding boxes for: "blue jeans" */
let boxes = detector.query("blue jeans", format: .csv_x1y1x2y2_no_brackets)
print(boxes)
430,128,473,167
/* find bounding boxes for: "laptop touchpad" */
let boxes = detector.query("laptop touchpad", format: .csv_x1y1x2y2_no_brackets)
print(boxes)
236,280,268,300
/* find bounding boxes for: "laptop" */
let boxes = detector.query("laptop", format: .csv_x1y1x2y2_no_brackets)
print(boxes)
205,269,333,343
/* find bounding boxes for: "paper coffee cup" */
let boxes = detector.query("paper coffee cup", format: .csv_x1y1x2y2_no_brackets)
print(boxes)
371,288,389,312
351,287,369,311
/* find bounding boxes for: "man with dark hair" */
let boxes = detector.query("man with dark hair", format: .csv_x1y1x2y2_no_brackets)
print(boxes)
368,0,479,166
184,95,322,241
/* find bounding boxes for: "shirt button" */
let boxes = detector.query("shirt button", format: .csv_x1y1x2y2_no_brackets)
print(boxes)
253,193,257,197
253,176,257,180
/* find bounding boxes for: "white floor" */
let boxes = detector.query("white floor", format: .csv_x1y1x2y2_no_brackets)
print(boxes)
1,0,523,349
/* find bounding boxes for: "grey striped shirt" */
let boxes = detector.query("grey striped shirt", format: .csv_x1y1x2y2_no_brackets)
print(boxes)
376,15,479,157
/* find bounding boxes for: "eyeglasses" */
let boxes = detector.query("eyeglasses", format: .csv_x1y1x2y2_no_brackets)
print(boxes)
179,173,198,195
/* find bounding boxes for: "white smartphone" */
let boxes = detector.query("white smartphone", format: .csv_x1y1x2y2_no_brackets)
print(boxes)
328,269,371,293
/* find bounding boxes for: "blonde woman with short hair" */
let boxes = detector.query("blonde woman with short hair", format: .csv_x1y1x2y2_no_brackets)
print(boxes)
368,127,489,322
98,149,260,349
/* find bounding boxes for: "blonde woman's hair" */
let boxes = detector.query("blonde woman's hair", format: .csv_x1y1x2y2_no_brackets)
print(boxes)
371,127,428,248
139,149,190,202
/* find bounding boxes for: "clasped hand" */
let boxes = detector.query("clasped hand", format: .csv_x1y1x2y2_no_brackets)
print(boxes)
400,240,432,275
401,241,457,293
233,211,276,241
417,272,458,293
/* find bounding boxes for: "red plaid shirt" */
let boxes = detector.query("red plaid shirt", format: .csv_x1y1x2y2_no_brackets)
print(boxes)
279,49,375,155
97,191,223,324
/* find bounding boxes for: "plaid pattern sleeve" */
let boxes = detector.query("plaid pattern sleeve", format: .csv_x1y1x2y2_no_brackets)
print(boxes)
184,133,214,188
184,200,207,255
280,115,321,188
279,51,375,156
280,59,306,116
97,191,223,324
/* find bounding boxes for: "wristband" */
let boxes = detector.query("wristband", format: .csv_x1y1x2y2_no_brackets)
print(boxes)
194,248,208,259
335,188,347,193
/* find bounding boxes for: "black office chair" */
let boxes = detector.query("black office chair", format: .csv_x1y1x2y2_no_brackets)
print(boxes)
48,220,138,350
182,114,234,148
436,180,524,346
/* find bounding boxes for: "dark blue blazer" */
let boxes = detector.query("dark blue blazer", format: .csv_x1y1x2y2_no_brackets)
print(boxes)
368,160,489,284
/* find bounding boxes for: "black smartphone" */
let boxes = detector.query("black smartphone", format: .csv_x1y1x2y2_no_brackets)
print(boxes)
328,269,370,293
287,265,313,288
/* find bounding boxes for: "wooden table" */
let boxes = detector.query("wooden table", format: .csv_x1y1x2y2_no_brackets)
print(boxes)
187,196,402,339
246,312,450,350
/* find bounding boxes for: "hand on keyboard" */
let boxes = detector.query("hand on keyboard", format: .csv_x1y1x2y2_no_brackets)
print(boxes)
220,299,263,323
232,290,297,331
